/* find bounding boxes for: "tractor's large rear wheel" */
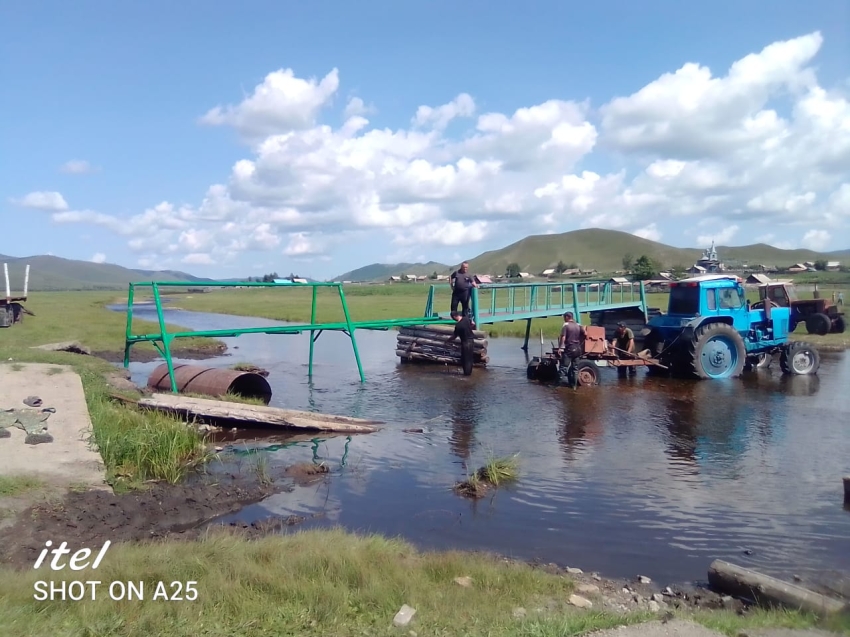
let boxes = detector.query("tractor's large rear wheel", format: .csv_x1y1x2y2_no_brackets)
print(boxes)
682,322,746,380
805,313,831,336
779,341,820,375
831,315,846,334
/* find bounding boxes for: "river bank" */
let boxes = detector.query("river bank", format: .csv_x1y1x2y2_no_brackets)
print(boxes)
0,471,847,637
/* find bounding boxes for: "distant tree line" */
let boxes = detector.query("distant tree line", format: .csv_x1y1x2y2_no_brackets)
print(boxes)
245,272,304,282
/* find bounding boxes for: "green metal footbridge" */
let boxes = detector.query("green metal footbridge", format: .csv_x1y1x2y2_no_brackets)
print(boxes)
122,279,648,389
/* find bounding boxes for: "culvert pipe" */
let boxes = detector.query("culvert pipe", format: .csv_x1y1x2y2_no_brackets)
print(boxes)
147,364,273,404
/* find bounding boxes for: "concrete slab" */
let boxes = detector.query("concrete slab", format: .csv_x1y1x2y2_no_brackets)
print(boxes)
0,363,107,489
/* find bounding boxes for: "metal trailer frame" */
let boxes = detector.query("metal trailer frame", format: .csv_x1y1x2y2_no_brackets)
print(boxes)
122,280,457,390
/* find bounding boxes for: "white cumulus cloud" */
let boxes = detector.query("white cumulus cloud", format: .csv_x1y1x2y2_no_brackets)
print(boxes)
44,30,850,275
90,252,106,263
10,191,69,212
60,160,94,174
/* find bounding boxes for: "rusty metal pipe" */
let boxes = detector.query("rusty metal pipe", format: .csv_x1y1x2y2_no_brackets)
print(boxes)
147,363,273,404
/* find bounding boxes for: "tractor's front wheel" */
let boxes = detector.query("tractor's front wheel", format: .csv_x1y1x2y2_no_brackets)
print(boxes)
779,341,820,375
831,315,846,334
576,360,600,386
683,322,746,380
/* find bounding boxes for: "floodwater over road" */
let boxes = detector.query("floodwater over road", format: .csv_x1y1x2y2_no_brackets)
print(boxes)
119,304,850,586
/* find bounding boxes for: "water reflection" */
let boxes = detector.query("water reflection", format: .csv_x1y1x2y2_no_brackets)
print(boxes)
556,389,605,462
448,384,480,461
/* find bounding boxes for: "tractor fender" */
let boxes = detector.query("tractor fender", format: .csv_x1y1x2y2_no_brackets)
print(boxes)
683,316,733,332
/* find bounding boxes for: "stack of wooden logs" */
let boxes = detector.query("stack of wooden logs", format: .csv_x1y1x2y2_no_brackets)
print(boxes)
396,324,489,367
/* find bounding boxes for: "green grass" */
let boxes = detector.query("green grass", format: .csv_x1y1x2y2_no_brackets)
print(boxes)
0,290,222,357
479,455,520,486
0,476,46,497
0,527,841,637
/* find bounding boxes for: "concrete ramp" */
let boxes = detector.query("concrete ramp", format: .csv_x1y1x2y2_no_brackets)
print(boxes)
0,363,106,489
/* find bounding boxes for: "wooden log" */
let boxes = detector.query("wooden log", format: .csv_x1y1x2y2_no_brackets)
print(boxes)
397,350,489,365
133,393,383,433
397,329,488,346
707,559,847,616
396,342,487,356
396,335,487,350
400,324,487,339
396,347,487,362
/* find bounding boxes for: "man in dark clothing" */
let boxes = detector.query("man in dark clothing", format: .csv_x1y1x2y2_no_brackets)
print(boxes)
450,261,478,318
557,311,585,388
446,311,476,376
611,322,636,377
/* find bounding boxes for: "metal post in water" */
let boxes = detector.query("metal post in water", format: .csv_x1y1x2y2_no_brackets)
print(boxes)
522,318,532,351
338,284,366,382
472,286,480,326
308,284,318,378
151,283,178,393
123,283,136,368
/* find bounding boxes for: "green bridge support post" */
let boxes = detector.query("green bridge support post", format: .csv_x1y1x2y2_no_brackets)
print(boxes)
308,284,318,378
123,283,135,368
337,284,366,383
152,283,178,393
472,287,480,327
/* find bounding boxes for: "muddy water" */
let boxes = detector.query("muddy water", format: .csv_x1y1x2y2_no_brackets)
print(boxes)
120,305,850,585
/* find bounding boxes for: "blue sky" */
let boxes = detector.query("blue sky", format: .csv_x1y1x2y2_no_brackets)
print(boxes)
2,0,848,279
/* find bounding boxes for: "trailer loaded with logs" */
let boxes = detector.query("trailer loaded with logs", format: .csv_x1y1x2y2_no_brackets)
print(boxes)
396,324,489,370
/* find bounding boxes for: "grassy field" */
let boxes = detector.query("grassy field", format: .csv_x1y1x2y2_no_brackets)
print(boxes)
0,527,844,637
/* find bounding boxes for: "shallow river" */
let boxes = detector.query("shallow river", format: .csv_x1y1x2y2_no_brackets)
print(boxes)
120,304,850,585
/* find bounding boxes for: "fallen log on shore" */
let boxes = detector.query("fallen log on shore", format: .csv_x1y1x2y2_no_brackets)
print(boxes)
112,392,383,433
707,559,847,616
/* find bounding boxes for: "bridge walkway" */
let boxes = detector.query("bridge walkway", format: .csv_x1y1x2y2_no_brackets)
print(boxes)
424,280,649,349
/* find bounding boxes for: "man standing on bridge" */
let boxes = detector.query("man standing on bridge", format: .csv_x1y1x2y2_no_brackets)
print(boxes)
610,322,636,377
450,261,478,318
446,311,476,376
557,312,585,389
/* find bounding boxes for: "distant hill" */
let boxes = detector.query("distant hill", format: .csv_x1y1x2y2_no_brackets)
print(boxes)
332,261,451,282
0,254,213,291
330,229,850,281
464,229,850,275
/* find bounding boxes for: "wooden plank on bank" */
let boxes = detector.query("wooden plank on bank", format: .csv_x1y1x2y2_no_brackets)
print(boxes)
134,393,383,433
707,559,848,616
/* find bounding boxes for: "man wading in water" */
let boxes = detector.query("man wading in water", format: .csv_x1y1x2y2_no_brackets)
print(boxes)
557,311,585,389
450,262,478,318
446,311,476,376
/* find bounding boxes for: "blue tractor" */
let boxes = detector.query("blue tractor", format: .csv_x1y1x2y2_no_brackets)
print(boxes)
642,275,821,379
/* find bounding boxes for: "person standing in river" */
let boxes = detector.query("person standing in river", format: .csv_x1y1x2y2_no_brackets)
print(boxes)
446,311,476,376
450,261,478,318
557,311,585,389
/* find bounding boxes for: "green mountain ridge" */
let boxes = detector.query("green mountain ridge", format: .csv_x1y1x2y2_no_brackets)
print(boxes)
0,254,214,292
332,261,451,282
333,229,850,281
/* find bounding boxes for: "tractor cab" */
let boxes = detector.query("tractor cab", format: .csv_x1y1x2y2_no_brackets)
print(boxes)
757,282,797,308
